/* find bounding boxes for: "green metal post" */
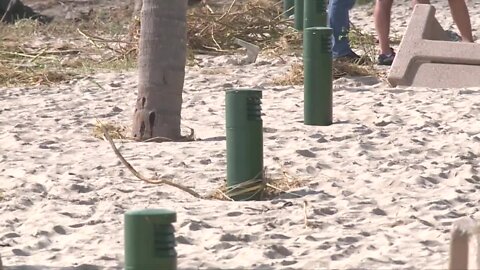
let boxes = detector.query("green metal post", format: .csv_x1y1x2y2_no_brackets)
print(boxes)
284,0,295,18
303,0,327,28
294,0,304,30
124,209,177,270
303,27,333,126
225,89,263,201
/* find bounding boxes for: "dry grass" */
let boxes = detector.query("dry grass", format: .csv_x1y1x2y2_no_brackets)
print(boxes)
92,121,130,140
270,23,393,86
348,23,377,64
125,0,300,55
208,165,307,201
96,119,305,201
0,6,136,87
187,0,295,52
92,119,196,143
271,60,375,86
0,0,386,88
271,63,304,86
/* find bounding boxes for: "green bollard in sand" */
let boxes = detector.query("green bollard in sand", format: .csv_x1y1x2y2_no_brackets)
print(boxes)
303,27,333,126
124,209,177,270
294,0,304,30
284,0,295,18
226,89,263,201
303,0,327,28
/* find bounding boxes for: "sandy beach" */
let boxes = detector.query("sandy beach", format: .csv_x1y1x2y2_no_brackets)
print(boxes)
1,0,480,269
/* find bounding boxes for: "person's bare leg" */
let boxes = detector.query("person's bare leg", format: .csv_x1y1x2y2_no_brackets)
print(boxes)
374,0,394,55
448,0,474,42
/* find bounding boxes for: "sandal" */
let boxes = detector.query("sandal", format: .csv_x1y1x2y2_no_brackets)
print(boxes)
378,48,396,66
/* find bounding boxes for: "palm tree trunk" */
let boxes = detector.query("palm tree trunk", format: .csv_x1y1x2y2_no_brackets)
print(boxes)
132,0,187,141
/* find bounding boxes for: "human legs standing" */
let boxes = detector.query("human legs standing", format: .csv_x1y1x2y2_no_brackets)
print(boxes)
373,0,395,64
328,0,357,59
374,0,430,65
410,0,472,43
447,0,474,42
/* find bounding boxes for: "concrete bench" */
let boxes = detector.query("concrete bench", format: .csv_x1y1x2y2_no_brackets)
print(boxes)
387,4,480,88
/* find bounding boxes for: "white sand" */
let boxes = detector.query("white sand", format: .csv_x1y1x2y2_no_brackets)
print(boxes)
1,1,480,269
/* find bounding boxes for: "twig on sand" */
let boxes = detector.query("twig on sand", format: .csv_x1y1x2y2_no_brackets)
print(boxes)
217,189,234,201
29,47,48,63
98,121,202,198
303,200,309,228
218,0,237,20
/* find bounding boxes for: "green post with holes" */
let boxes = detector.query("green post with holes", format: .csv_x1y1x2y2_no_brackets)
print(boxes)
304,0,327,28
284,0,295,18
124,209,177,270
294,0,304,30
303,27,333,126
226,89,263,201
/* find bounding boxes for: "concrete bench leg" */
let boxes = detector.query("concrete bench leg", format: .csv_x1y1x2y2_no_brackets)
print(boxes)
387,4,480,88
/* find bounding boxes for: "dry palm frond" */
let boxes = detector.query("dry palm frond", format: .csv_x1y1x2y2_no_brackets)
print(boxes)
0,7,136,87
187,0,292,52
271,63,304,86
93,121,129,140
124,0,299,56
93,120,195,142
208,165,307,201
271,61,375,86
348,23,377,65
98,120,202,198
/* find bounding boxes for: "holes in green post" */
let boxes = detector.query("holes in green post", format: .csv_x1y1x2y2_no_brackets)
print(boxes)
320,35,332,53
246,97,262,121
153,224,176,257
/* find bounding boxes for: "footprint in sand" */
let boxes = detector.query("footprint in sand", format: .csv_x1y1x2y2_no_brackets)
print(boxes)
70,183,93,193
33,237,52,249
226,211,242,217
268,233,290,240
330,244,358,261
27,182,47,197
296,149,316,158
416,176,440,187
420,240,441,247
176,235,194,245
12,248,30,256
371,207,388,216
264,244,292,259
280,260,297,266
337,236,360,245
465,175,480,184
183,220,214,231
220,233,256,242
433,210,466,221
353,125,374,135
2,232,20,240
428,199,452,211
53,225,68,235
330,135,354,142
263,127,277,134
210,242,235,250
317,241,332,250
